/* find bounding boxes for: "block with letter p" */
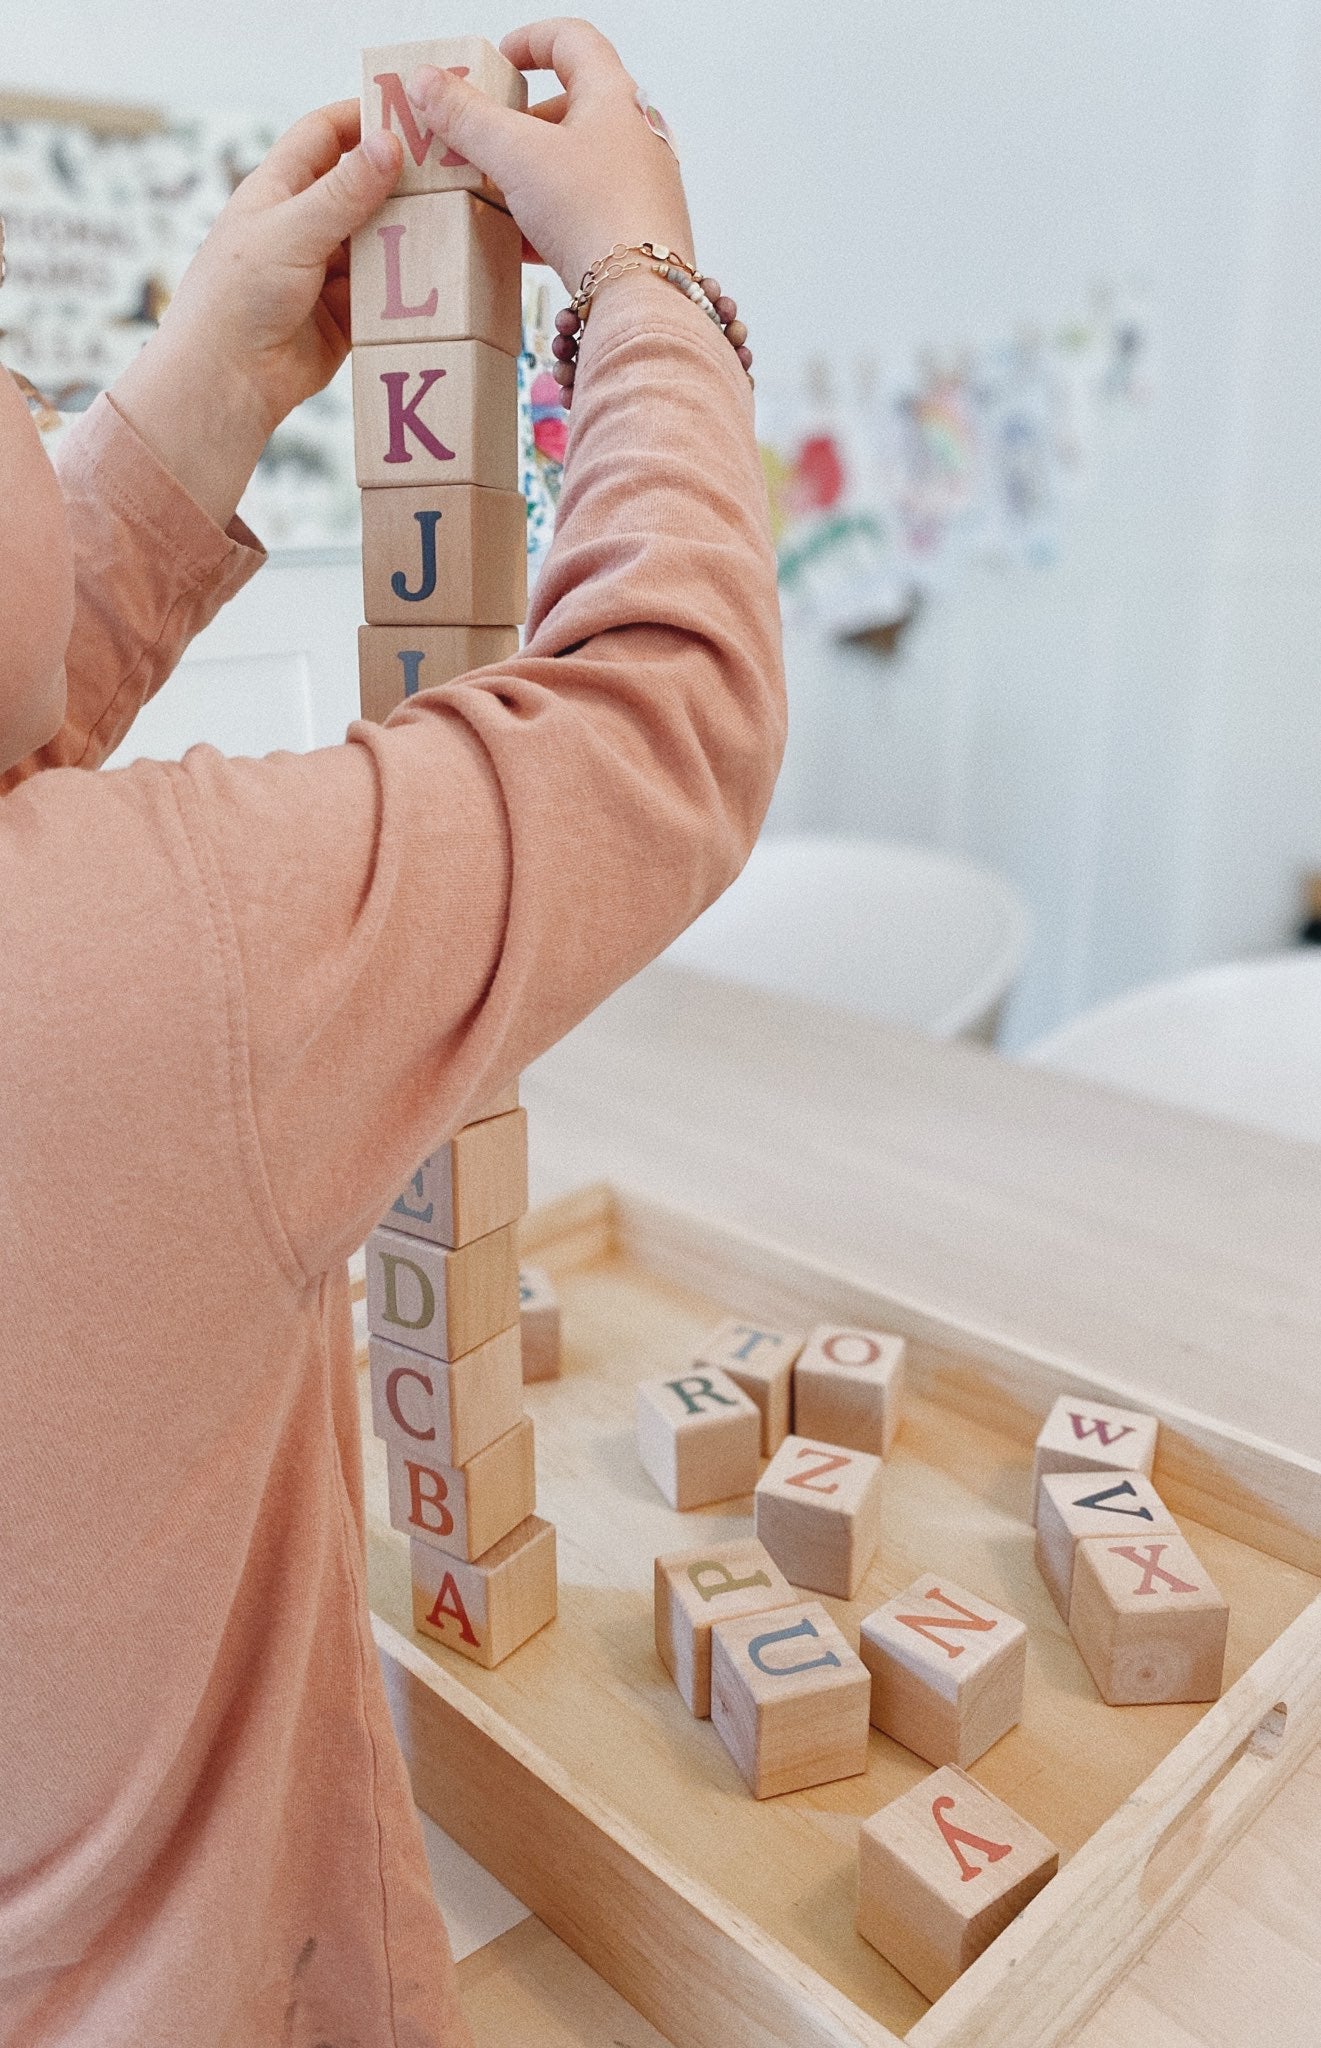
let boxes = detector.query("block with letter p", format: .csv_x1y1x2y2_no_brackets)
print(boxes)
635,1367,760,1511
361,484,527,628
1068,1531,1229,1705
361,37,528,205
1031,1394,1158,1523
709,1599,871,1798
411,1514,556,1668
859,1575,1027,1767
368,1326,522,1467
364,1220,518,1361
386,1416,536,1562
353,339,518,490
653,1537,797,1717
754,1434,883,1598
358,623,519,723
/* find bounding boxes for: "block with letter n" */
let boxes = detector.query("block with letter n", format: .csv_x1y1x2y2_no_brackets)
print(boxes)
753,1433,883,1599
1030,1393,1159,1524
411,1514,556,1668
859,1574,1027,1767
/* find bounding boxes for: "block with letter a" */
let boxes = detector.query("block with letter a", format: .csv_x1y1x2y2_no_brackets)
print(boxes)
857,1765,1058,2000
635,1367,760,1511
1035,1468,1179,1618
690,1316,803,1456
361,484,528,629
653,1537,797,1717
352,339,518,490
709,1599,870,1798
1030,1394,1158,1523
859,1575,1027,1767
411,1514,557,1668
753,1434,883,1599
360,37,528,204
386,1108,528,1250
350,190,523,353
792,1322,906,1460
368,1326,523,1468
1068,1530,1229,1705
386,1415,536,1562
364,1219,519,1361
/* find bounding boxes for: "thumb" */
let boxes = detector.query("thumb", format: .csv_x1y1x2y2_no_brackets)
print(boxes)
406,63,529,189
277,130,403,265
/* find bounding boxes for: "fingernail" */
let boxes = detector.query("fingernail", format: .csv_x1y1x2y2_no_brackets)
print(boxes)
405,64,441,108
362,128,398,172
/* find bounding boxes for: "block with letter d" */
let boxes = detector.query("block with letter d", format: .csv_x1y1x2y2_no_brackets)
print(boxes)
368,1326,522,1467
361,484,527,629
635,1366,760,1511
386,1416,536,1562
709,1599,870,1798
357,623,518,724
653,1537,797,1717
350,190,523,353
754,1434,883,1599
859,1575,1027,1767
411,1514,557,1668
364,1220,518,1361
360,36,528,205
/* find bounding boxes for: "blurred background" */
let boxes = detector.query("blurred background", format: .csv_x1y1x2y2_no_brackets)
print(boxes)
6,0,1321,1115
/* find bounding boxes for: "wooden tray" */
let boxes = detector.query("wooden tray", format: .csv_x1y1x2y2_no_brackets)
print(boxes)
363,1183,1321,2048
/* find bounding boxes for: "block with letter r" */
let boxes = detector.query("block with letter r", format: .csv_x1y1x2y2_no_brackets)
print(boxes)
634,1367,760,1511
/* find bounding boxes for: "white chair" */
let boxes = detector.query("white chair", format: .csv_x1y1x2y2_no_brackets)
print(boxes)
664,834,1033,1041
1023,952,1321,1144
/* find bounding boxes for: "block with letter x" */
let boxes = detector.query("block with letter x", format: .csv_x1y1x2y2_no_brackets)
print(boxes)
859,1575,1027,1767
1031,1394,1158,1523
754,1434,883,1598
1068,1530,1229,1705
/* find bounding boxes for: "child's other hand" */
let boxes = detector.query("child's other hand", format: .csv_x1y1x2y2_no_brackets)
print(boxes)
406,18,695,291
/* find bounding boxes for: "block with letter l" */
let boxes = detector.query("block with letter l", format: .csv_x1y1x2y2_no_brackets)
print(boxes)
350,189,522,353
364,1219,518,1361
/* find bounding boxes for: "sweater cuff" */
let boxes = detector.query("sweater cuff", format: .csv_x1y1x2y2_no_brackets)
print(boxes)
575,266,755,413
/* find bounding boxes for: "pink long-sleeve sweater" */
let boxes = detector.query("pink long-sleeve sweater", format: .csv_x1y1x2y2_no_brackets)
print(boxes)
0,272,784,2046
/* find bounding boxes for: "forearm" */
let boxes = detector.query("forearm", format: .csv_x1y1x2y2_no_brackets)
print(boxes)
109,326,271,532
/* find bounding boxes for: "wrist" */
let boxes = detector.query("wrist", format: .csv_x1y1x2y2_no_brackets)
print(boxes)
111,325,271,530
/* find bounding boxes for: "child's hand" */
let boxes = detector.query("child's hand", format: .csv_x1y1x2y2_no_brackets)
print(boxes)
406,18,695,291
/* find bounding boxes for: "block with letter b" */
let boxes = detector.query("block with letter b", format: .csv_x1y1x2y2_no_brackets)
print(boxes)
386,1108,528,1250
358,623,518,723
1031,1395,1158,1523
361,37,528,205
411,1514,557,1668
691,1317,802,1456
857,1766,1058,2000
754,1434,883,1599
709,1599,870,1798
793,1323,906,1460
1068,1531,1229,1705
386,1416,536,1562
365,1220,518,1361
361,485,527,629
353,339,519,490
653,1537,797,1717
368,1326,522,1467
859,1575,1027,1767
1035,1468,1179,1618
350,190,522,353
519,1266,561,1383
635,1368,760,1511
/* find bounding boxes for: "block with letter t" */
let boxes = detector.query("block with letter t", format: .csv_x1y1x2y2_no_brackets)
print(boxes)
690,1316,803,1456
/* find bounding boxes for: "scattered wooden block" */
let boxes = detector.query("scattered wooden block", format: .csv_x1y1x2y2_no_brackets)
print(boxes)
387,1108,528,1250
361,484,527,629
386,1415,536,1562
754,1434,883,1598
857,1765,1059,2000
365,1220,518,1361
653,1538,798,1717
793,1323,906,1459
519,1266,561,1383
859,1575,1027,1767
361,36,528,206
690,1317,802,1456
357,623,518,723
1035,1468,1179,1619
368,1325,523,1467
709,1599,870,1798
412,1513,556,1667
1068,1531,1229,1705
1031,1395,1158,1523
635,1367,760,1511
350,190,522,353
353,338,518,491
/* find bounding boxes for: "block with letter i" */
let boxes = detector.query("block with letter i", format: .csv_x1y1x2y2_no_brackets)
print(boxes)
412,1515,557,1668
709,1599,871,1798
1068,1531,1229,1705
859,1575,1027,1767
857,1766,1058,2000
1031,1394,1158,1523
358,624,518,723
754,1434,883,1599
635,1367,761,1511
654,1537,797,1717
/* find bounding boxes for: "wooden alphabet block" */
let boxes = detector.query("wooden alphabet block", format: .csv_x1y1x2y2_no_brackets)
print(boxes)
859,1575,1027,1767
518,1265,561,1383
357,623,518,723
753,1435,883,1599
653,1538,798,1717
387,1108,528,1249
412,1513,556,1668
1035,1468,1179,1618
1031,1394,1158,1523
690,1317,802,1455
365,1220,518,1361
1068,1531,1229,1705
361,37,528,206
368,1325,522,1467
635,1368,760,1511
857,1766,1059,2000
386,1415,536,1562
793,1323,906,1459
350,190,522,353
709,1599,871,1798
353,339,518,491
361,484,527,629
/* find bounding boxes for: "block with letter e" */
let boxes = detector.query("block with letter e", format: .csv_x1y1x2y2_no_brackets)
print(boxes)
350,190,522,353
1035,1468,1178,1618
1031,1394,1158,1523
361,37,528,205
690,1317,802,1456
754,1434,882,1598
411,1514,556,1668
635,1367,760,1511
386,1416,536,1562
653,1537,797,1717
361,485,527,629
364,1220,518,1361
859,1575,1027,1767
386,1108,528,1250
793,1322,906,1460
357,623,518,723
709,1599,870,1798
353,339,518,490
1068,1531,1229,1705
857,1765,1058,2000
368,1326,522,1467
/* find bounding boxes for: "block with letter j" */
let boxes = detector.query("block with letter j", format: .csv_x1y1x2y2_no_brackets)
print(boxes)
361,485,527,629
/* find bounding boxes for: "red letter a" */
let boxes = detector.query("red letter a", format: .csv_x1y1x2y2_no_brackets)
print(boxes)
425,1572,480,1646
932,1795,1013,1882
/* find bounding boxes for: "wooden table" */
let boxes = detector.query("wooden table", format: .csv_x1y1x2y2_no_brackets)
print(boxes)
456,963,1321,2044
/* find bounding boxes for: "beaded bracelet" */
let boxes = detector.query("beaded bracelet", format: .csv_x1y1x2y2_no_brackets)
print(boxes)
550,242,752,409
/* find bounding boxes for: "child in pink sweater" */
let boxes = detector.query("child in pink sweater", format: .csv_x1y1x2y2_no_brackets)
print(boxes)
0,20,783,2047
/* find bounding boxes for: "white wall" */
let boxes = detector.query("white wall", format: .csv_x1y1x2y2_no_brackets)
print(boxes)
12,1,1321,1042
